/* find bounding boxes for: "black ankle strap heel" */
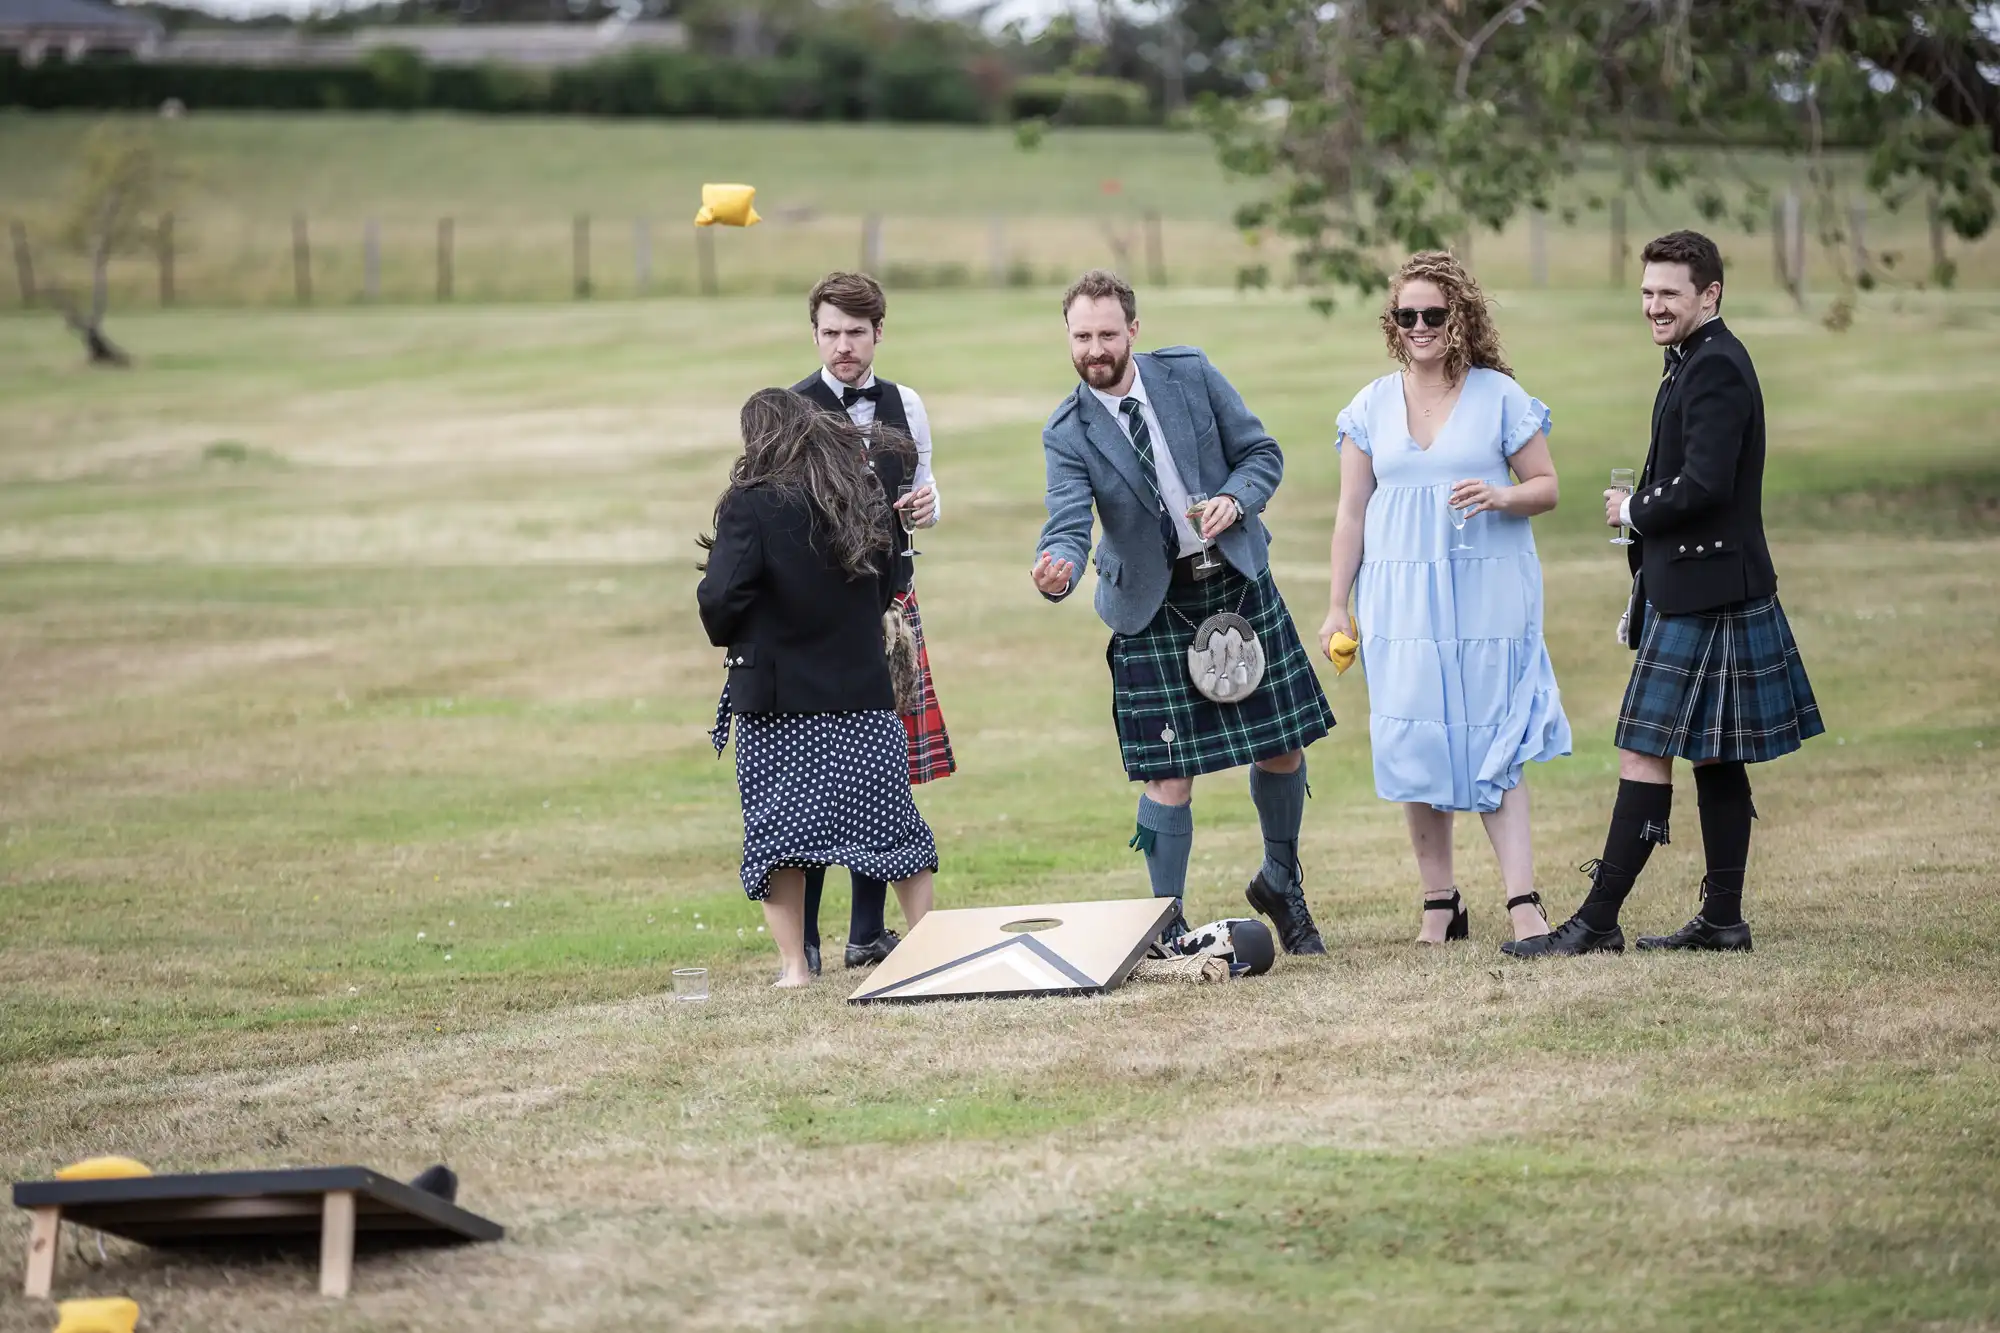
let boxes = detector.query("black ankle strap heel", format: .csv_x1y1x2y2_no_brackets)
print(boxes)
1421,888,1469,943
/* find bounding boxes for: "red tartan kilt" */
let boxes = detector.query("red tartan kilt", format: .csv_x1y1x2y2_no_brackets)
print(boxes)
896,589,956,784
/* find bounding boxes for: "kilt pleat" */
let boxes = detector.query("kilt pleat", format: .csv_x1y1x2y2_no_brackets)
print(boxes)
1109,567,1334,781
898,589,956,785
1614,596,1824,764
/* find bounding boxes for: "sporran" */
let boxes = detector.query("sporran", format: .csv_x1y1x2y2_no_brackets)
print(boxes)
1168,584,1264,704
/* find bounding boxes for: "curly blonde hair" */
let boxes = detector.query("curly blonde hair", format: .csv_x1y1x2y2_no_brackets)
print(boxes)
1379,251,1512,382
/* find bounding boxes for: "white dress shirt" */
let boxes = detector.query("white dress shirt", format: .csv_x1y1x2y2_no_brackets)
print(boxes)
820,366,940,526
1621,311,1721,531
1089,374,1204,557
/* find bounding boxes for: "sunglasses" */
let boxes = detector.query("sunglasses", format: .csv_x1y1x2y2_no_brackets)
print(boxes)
1392,306,1450,329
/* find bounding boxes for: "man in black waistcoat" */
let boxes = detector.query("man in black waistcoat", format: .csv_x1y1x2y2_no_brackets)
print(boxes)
1505,231,1824,959
790,271,946,976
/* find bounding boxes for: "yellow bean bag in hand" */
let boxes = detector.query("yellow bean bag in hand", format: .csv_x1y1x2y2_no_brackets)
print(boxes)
1327,627,1359,676
53,1298,141,1333
694,183,760,227
54,1156,152,1181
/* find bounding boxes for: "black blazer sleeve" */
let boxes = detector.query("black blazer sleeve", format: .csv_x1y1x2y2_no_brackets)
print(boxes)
696,491,763,647
1632,355,1752,536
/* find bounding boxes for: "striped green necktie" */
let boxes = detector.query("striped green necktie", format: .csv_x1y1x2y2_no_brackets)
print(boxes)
1120,397,1180,561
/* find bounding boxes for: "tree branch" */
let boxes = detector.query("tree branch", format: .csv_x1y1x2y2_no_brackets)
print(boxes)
1453,0,1537,100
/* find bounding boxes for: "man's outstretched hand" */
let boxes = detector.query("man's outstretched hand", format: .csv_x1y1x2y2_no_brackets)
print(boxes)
1032,552,1076,597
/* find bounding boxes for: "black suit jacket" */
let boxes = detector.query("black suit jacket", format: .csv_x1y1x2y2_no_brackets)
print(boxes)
696,484,899,715
1627,318,1778,624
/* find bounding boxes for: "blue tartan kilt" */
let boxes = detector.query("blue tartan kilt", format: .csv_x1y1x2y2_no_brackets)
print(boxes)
1108,567,1334,781
1615,596,1825,764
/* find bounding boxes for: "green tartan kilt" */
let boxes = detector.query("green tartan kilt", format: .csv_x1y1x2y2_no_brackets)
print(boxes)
1108,566,1334,781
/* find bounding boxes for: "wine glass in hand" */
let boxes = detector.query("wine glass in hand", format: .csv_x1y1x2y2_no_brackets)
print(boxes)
1609,467,1636,546
896,482,920,558
1186,492,1222,571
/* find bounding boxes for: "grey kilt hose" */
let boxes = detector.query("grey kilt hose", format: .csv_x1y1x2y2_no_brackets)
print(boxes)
1108,567,1334,781
1615,595,1824,764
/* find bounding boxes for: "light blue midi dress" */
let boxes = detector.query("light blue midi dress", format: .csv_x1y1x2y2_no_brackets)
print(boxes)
1336,368,1571,813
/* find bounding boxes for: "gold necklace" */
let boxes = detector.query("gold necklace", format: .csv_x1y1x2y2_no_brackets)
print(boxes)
1405,371,1457,417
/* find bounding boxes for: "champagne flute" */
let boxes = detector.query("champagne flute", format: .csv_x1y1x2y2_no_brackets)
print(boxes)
1185,492,1222,571
1609,467,1637,546
1447,492,1475,552
897,482,920,558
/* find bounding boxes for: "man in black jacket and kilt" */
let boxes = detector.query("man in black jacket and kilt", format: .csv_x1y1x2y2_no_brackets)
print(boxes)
1505,231,1824,959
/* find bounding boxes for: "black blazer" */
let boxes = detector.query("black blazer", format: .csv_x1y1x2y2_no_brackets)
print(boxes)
696,484,900,715
1627,318,1779,622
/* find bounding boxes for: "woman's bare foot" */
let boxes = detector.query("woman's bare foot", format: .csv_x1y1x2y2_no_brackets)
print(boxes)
1508,900,1551,941
772,967,813,989
1417,894,1458,944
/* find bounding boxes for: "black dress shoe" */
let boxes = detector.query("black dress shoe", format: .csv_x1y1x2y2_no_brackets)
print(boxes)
1498,914,1624,958
804,942,821,977
1636,916,1753,952
845,928,901,969
1245,869,1326,956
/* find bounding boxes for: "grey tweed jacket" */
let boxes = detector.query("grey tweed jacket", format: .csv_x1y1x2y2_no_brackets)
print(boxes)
1035,347,1284,636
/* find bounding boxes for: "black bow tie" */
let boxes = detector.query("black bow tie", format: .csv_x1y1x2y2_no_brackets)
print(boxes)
840,383,883,407
1664,343,1687,374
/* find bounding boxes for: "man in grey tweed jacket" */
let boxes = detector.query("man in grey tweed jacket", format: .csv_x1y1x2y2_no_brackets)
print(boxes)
1031,269,1333,955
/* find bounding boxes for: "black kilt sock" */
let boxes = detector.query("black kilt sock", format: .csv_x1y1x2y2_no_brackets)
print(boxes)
1576,779,1674,931
849,872,890,944
801,865,825,952
1694,762,1755,927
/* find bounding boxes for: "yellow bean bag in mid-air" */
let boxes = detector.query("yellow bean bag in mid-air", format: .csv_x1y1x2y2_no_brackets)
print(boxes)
53,1157,152,1182
694,183,761,227
53,1297,141,1333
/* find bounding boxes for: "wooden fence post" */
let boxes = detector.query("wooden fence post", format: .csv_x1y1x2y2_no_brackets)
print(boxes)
1528,210,1548,288
1144,210,1166,285
157,213,173,307
633,216,651,294
1927,194,1949,286
1609,196,1628,287
10,220,36,307
1847,202,1868,282
437,217,454,302
292,213,312,306
363,219,379,302
1792,188,1808,296
573,213,591,299
860,214,883,274
696,225,718,297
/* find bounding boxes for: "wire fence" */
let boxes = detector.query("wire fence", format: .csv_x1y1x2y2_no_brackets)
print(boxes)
6,193,1995,312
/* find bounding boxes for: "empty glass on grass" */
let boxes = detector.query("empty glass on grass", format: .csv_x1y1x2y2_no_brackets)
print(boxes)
1186,492,1223,571
672,967,709,1003
1610,467,1637,546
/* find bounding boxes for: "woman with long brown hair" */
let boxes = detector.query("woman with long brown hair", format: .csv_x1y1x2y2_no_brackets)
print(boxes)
1319,251,1571,946
698,388,936,986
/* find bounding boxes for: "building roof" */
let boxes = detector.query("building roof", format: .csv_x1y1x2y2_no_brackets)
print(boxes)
0,0,162,34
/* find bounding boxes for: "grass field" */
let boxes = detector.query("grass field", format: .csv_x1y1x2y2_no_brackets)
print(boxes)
5,112,2000,308
2,284,1999,1332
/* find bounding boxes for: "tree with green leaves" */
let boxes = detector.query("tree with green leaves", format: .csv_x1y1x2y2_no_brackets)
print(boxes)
1190,0,1998,313
52,123,176,367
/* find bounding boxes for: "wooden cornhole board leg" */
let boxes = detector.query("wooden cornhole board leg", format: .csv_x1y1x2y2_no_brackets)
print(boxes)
23,1205,60,1298
319,1190,356,1298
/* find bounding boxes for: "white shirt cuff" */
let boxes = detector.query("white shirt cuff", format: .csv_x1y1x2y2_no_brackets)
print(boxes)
1619,495,1635,530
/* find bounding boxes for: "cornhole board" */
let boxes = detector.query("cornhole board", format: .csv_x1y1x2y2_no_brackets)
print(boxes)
14,1166,503,1300
849,897,1176,1004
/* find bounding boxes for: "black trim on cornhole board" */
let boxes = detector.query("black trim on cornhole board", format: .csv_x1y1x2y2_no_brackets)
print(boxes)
12,1168,503,1247
849,901,1174,1005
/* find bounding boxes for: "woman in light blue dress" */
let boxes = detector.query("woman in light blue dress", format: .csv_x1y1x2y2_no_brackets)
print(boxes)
1320,252,1570,946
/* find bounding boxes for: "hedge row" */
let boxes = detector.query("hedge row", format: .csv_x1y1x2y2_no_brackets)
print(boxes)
0,51,1157,126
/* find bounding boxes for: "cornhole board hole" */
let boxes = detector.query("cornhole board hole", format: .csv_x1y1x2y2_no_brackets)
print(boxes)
849,898,1176,1004
14,1167,503,1300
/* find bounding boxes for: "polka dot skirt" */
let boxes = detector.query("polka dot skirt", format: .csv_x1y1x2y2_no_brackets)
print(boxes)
732,709,938,901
